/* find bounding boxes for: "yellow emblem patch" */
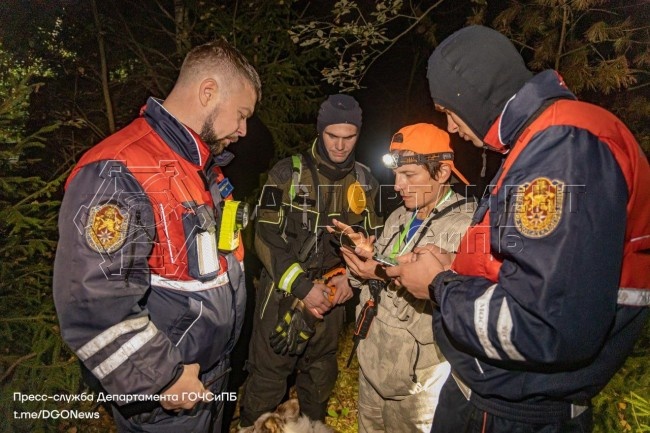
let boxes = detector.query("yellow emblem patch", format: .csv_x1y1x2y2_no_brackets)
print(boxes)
86,203,129,253
514,177,564,238
347,181,367,215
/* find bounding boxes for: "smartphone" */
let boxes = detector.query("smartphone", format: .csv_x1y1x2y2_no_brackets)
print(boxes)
373,254,398,267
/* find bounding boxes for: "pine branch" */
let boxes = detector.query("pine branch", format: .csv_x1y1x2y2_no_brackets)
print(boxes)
0,352,37,383
13,170,70,208
0,315,57,323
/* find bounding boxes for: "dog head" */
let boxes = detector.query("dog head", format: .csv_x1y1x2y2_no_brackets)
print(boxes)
238,399,300,433
238,399,333,433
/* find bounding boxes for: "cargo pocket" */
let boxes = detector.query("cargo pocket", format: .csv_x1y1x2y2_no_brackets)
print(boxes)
182,204,219,282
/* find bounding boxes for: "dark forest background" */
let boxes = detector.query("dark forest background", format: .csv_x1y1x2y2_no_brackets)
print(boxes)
1,1,648,432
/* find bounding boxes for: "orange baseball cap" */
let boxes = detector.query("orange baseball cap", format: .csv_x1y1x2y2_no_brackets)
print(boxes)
389,123,469,185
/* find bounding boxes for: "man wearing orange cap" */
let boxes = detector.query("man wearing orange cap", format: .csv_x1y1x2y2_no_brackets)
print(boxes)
332,123,474,432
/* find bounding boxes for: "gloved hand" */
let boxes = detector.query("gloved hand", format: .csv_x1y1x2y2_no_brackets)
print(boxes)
269,296,318,356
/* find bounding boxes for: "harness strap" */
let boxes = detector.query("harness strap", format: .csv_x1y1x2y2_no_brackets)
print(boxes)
384,198,470,257
301,151,328,229
289,154,302,201
354,162,370,191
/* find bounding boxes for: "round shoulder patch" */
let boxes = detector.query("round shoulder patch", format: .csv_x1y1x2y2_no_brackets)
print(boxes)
347,181,367,215
514,177,564,239
85,203,130,253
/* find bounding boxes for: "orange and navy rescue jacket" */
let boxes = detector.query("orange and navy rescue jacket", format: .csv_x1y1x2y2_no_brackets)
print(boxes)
53,98,246,399
431,71,650,408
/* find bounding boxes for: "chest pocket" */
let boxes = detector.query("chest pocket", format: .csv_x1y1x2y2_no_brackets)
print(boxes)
182,202,222,281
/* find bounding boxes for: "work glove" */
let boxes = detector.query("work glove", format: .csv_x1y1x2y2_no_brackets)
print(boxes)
269,296,318,356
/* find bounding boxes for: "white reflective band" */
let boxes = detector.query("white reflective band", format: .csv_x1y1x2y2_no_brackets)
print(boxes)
571,403,589,419
617,287,650,306
451,372,472,401
279,263,304,292
76,316,149,361
92,321,158,380
151,272,229,292
474,284,501,360
496,298,525,361
159,203,175,264
175,301,203,347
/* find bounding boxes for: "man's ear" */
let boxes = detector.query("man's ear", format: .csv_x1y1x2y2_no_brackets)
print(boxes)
199,78,218,107
436,163,452,184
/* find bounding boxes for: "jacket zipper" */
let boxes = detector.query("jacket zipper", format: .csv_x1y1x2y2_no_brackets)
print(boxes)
124,210,141,287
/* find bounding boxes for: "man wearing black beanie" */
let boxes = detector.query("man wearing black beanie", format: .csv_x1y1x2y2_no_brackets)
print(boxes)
384,25,650,433
239,94,383,426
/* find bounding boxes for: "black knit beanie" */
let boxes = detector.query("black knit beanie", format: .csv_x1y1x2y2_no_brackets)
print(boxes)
314,94,362,178
317,94,362,135
427,26,533,141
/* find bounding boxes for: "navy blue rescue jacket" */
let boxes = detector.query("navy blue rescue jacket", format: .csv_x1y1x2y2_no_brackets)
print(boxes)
432,71,650,416
53,98,246,400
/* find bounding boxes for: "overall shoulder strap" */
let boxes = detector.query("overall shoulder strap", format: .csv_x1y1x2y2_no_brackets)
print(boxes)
289,154,303,201
301,150,329,220
411,198,470,248
354,162,370,191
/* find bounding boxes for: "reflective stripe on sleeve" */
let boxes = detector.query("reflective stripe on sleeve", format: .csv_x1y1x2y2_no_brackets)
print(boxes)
474,284,501,360
76,316,150,361
618,288,650,306
91,321,158,380
496,298,525,361
278,263,304,293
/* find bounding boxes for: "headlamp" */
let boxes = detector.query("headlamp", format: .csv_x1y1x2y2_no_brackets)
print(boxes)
382,153,399,169
381,151,454,169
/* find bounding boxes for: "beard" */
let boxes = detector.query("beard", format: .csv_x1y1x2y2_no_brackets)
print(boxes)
201,126,227,156
199,107,240,156
200,111,228,156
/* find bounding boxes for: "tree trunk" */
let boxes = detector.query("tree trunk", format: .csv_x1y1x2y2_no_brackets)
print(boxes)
174,0,190,56
90,0,115,133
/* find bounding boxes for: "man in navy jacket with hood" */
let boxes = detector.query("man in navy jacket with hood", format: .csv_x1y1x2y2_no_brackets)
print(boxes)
385,25,650,432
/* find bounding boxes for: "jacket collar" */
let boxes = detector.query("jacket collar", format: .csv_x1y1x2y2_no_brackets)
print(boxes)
483,70,576,151
142,97,211,167
309,139,355,181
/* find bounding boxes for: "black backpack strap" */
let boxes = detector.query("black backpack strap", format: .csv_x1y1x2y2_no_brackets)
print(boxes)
411,198,470,248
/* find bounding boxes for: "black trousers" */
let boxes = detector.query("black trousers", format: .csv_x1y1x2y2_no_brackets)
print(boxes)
239,271,345,427
431,375,593,433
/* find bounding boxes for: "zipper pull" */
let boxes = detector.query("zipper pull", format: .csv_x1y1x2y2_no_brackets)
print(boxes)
480,147,487,178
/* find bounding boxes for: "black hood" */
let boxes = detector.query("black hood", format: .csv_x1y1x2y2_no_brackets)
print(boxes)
427,25,533,141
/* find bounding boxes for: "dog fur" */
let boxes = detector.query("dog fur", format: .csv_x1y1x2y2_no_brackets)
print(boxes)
237,399,334,433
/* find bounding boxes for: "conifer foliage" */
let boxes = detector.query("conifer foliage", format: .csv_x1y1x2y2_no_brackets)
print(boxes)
0,1,647,431
0,45,81,433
